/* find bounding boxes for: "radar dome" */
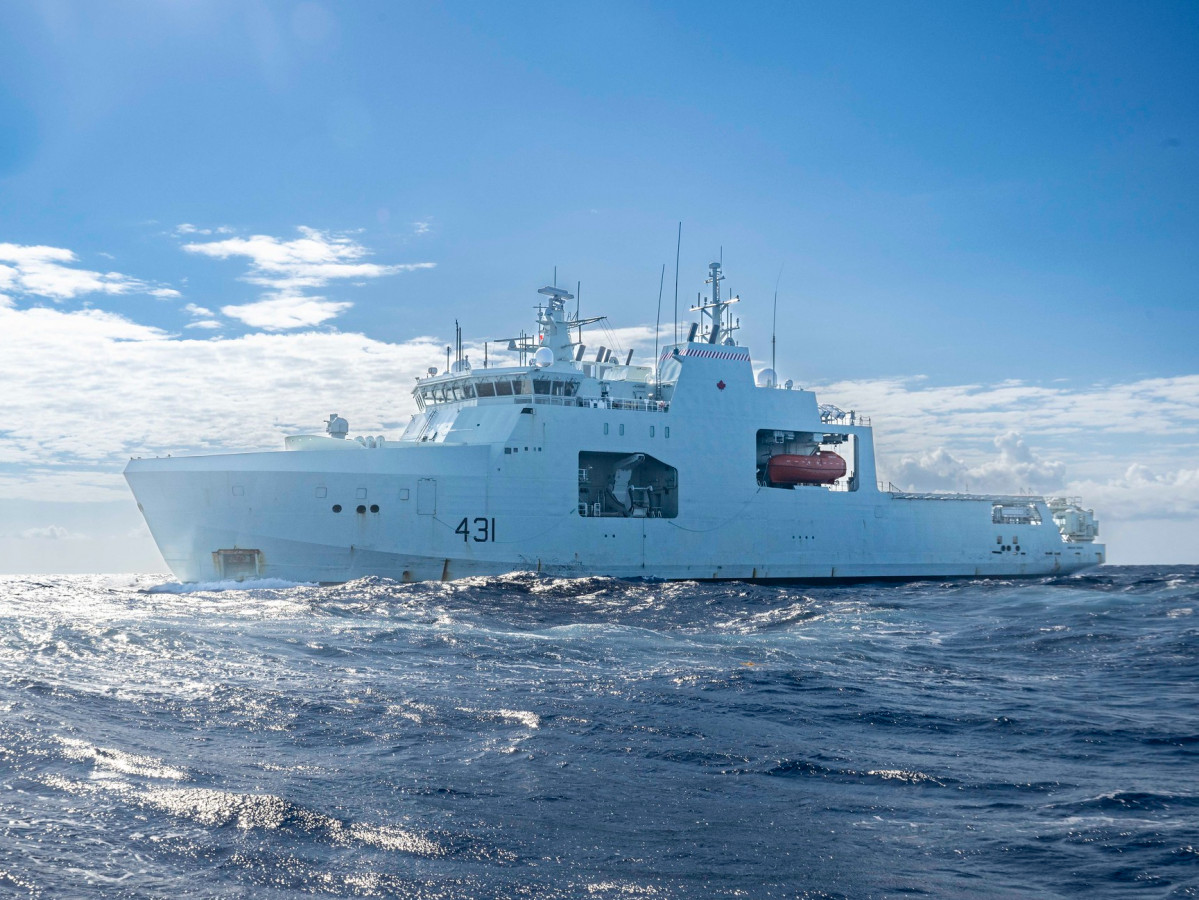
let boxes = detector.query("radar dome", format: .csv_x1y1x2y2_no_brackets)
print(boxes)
533,347,554,368
755,368,777,388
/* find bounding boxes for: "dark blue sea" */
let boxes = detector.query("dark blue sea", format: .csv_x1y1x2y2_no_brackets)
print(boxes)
1,568,1196,898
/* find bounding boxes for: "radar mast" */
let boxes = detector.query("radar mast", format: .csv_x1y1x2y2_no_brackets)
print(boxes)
690,261,740,345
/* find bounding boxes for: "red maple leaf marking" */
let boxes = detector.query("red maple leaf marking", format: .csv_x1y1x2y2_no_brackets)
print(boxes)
716,380,726,391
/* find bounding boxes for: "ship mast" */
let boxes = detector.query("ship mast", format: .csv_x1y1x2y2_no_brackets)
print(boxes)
690,260,740,344
536,285,576,363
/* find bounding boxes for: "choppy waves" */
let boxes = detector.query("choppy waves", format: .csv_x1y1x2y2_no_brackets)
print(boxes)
1,567,1196,898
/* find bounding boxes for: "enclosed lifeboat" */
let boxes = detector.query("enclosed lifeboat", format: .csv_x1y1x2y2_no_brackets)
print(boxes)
767,451,847,485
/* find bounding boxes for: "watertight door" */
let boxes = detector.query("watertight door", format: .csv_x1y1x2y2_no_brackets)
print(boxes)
417,478,437,515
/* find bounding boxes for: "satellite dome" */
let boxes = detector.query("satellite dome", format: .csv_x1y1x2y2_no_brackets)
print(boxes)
755,368,777,388
533,347,554,368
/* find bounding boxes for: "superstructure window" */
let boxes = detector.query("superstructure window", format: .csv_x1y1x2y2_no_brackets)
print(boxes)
532,377,580,397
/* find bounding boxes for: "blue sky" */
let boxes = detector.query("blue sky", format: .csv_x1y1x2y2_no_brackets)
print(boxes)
1,1,1197,570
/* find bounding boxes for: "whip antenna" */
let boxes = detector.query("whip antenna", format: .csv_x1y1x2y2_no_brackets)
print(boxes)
673,222,681,344
772,264,784,376
653,263,665,396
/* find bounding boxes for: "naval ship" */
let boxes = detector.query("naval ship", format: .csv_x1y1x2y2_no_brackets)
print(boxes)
125,263,1104,583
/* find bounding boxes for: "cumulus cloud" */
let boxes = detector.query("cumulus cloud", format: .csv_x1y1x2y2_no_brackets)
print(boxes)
0,301,441,501
181,226,433,329
889,431,1067,494
1070,464,1199,521
0,242,180,302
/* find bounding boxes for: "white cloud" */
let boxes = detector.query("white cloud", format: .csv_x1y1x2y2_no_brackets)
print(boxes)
174,224,234,236
0,302,441,502
184,225,434,292
182,302,221,330
0,242,180,302
1070,464,1199,521
812,375,1199,448
413,221,431,234
181,226,433,328
220,295,352,330
890,431,1067,494
18,525,88,541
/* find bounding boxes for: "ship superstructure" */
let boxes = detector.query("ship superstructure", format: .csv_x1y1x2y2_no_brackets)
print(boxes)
126,264,1104,583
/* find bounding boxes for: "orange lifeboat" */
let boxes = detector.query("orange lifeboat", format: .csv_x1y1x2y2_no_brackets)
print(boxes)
767,452,847,485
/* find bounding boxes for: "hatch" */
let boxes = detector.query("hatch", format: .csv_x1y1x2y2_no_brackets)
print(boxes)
213,549,262,581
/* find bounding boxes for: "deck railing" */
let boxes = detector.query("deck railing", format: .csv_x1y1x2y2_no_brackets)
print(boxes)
528,396,669,413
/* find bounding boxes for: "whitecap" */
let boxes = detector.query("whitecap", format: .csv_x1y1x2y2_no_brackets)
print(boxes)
145,577,316,594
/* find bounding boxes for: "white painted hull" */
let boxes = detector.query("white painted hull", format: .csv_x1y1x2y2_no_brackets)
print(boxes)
126,439,1105,584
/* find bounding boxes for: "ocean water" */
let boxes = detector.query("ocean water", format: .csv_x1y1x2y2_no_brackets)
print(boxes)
1,568,1196,899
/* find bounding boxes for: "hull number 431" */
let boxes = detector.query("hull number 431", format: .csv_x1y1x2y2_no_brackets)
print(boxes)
456,517,496,542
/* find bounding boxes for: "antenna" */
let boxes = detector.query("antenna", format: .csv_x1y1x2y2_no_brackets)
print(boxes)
553,265,557,287
653,262,665,396
576,281,581,343
772,264,783,377
673,222,681,345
